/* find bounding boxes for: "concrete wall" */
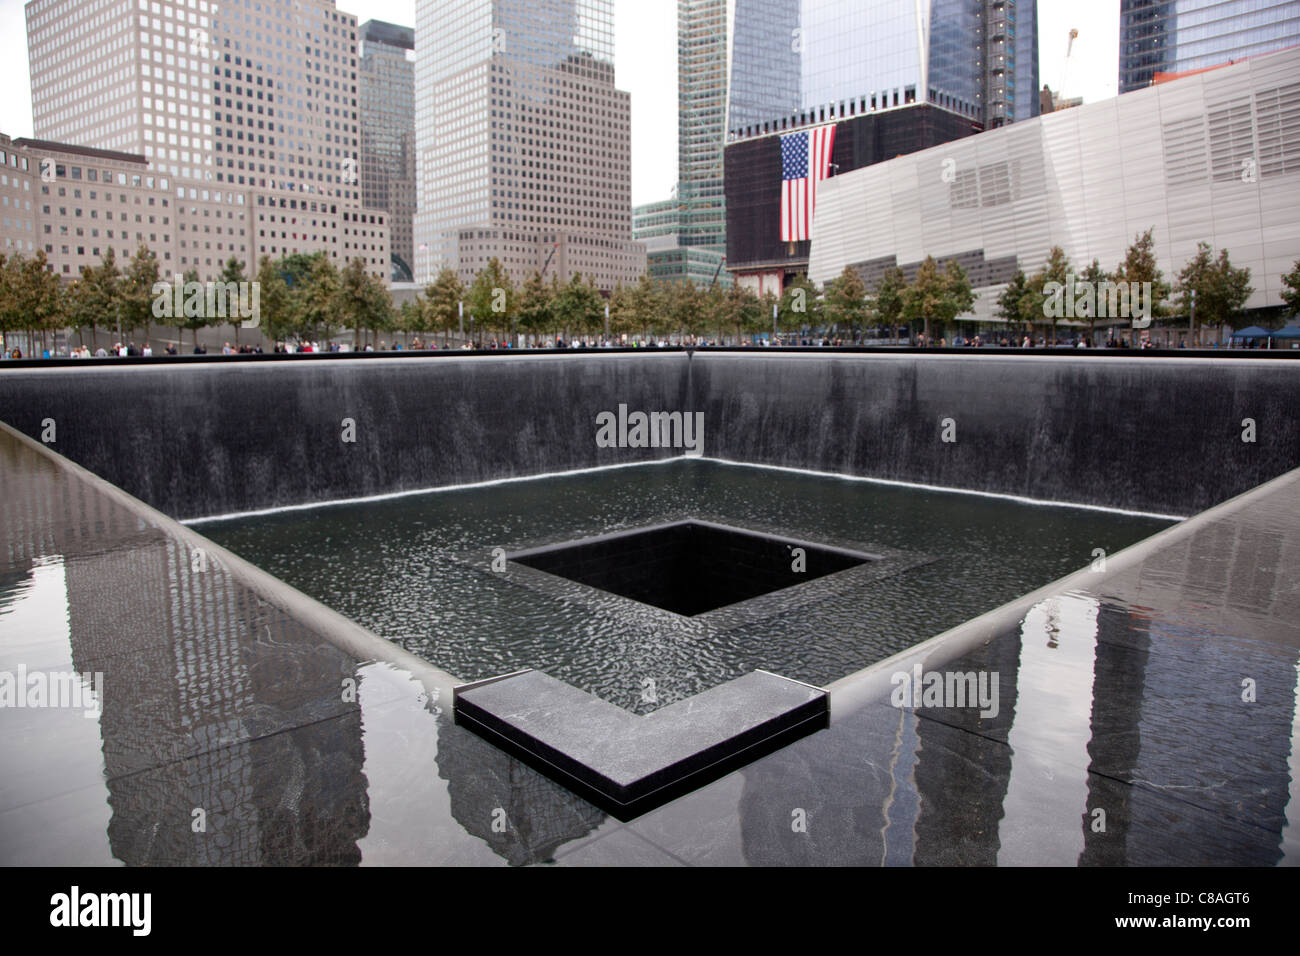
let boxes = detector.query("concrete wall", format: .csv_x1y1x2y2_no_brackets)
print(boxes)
0,350,1296,520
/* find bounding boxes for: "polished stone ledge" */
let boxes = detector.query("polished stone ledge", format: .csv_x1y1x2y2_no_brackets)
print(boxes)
454,669,829,820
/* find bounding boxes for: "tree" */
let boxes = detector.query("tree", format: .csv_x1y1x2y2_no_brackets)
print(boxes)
823,266,869,341
759,289,779,339
1175,242,1253,343
120,244,161,347
516,269,553,343
665,280,704,341
218,256,249,346
1282,259,1300,318
995,269,1031,336
467,257,515,344
424,267,464,347
397,299,423,345
295,253,341,345
1077,258,1109,344
87,248,124,347
943,259,976,337
626,272,665,341
700,282,727,344
901,255,968,340
339,257,392,348
1113,227,1171,329
0,253,22,352
870,266,906,343
724,282,763,343
551,272,603,342
254,257,292,348
1027,246,1072,344
778,274,820,338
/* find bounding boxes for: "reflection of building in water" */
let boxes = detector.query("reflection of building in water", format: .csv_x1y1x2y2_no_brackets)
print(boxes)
48,485,370,865
736,628,1022,866
436,711,604,866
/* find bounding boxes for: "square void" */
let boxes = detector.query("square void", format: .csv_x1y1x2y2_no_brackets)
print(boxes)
509,520,876,617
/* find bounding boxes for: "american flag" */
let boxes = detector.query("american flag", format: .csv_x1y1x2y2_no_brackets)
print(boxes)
781,123,837,242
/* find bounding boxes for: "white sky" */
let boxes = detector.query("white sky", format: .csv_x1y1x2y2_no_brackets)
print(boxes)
0,0,1118,206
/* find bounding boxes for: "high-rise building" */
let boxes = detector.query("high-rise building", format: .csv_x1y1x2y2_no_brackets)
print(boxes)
1119,0,1300,94
413,0,644,291
359,20,417,282
724,0,1038,294
25,0,389,283
631,0,730,288
676,0,727,255
1,133,177,279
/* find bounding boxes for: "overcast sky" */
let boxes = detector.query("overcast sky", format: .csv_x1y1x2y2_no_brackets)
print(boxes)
0,0,1118,206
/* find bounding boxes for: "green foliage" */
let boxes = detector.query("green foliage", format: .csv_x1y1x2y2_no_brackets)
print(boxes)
870,266,906,339
516,269,554,338
778,274,820,334
551,272,604,339
901,255,975,339
120,244,161,342
725,282,764,341
995,269,1030,327
424,267,465,346
1175,242,1253,341
339,257,393,347
823,266,869,338
467,257,516,342
1113,227,1171,319
254,257,292,346
1282,259,1300,318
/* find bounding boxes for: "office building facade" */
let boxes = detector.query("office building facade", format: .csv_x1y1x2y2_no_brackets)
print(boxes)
25,0,389,282
807,47,1300,327
1,133,177,279
413,0,643,291
725,0,1038,294
359,19,417,282
1120,0,1300,94
631,0,730,287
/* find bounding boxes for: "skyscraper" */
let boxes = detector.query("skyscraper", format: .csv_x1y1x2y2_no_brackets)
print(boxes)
724,0,1039,294
413,0,644,291
359,20,417,282
25,0,389,283
1119,0,1300,94
676,0,728,255
632,0,730,288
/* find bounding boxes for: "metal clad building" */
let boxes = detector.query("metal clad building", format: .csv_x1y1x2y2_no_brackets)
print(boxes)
808,47,1300,324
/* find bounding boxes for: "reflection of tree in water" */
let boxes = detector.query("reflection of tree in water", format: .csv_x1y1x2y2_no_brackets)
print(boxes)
436,710,605,866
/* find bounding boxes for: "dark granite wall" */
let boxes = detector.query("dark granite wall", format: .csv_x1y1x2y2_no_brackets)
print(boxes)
1,351,1296,520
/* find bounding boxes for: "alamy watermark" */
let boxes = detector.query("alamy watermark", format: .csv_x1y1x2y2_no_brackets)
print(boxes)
1042,274,1153,329
0,665,103,717
151,275,261,328
595,404,704,456
890,663,1000,718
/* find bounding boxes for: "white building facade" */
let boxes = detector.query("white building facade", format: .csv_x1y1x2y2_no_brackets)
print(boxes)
808,46,1300,325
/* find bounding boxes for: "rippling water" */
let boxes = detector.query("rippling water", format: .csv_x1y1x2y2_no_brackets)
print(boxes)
200,460,1173,713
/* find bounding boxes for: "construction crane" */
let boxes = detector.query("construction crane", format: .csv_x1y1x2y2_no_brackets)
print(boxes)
1060,28,1079,106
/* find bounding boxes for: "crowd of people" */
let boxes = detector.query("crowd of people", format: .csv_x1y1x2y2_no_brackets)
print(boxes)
0,331,1250,358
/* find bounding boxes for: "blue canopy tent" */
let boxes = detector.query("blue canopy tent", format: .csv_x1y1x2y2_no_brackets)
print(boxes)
1271,324,1300,348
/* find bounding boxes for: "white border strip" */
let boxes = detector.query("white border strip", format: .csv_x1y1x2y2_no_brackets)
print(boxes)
186,454,1185,526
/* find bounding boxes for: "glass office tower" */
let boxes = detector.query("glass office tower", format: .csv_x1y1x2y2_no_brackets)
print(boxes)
359,20,417,282
728,0,1038,139
724,0,1037,293
1119,0,1300,94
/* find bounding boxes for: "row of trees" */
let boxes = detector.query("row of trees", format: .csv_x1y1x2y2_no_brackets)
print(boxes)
996,228,1260,344
4,233,1299,354
407,255,976,345
0,244,394,353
